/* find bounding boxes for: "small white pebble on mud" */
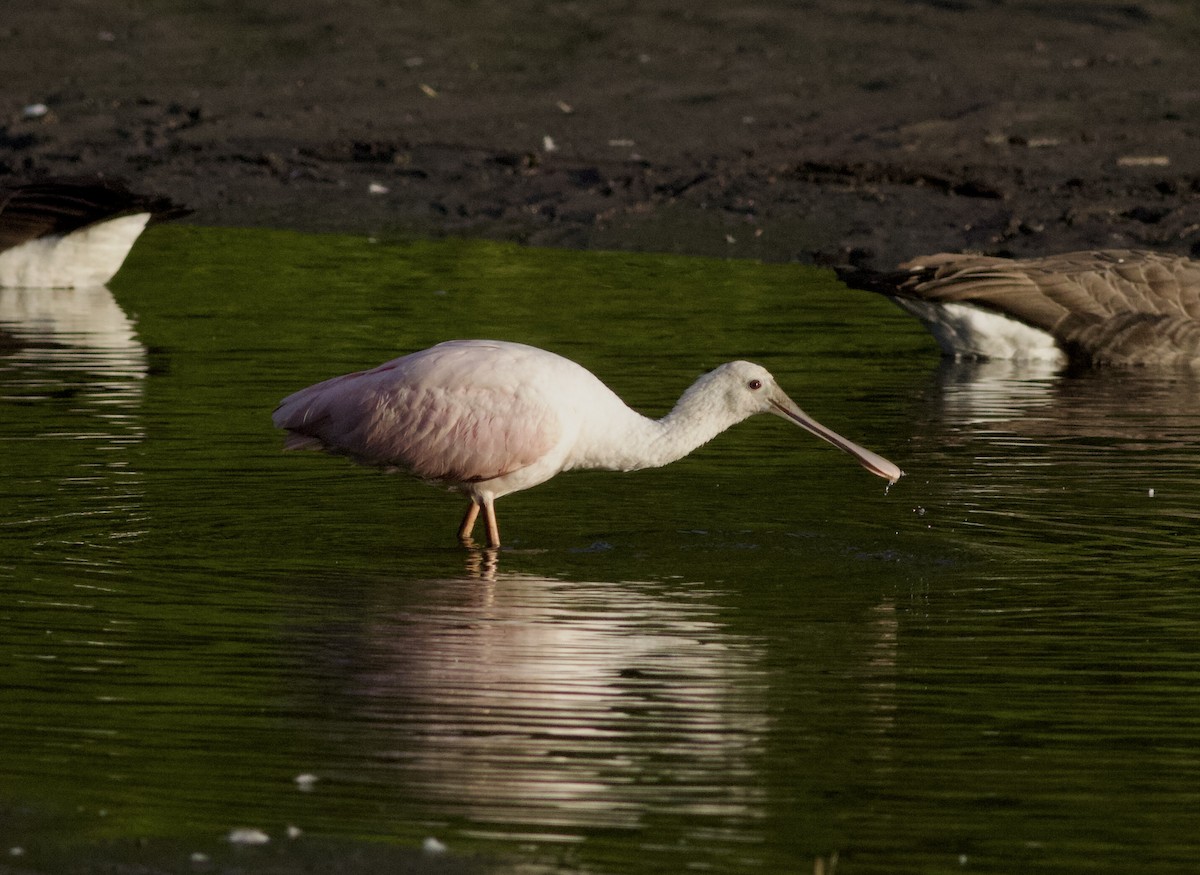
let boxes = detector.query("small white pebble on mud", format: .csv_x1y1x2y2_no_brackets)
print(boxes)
542,135,558,153
423,836,447,854
190,852,209,864
9,847,24,857
368,182,389,195
1117,155,1169,168
227,828,270,845
294,773,318,790
419,83,438,98
556,100,573,113
287,825,303,839
1148,488,1155,497
23,103,48,119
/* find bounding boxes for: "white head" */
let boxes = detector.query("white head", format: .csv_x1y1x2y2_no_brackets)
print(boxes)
684,361,903,484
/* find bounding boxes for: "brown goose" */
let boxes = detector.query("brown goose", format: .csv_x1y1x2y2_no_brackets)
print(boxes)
837,250,1200,366
0,178,188,288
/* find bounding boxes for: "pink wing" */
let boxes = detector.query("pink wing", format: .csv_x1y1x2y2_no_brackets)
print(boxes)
273,346,563,485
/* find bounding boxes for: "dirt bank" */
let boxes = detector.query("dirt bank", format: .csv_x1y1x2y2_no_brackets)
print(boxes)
3,0,1199,267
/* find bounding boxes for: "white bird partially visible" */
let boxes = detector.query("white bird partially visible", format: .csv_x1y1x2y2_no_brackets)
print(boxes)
272,340,903,547
0,178,188,288
838,250,1200,366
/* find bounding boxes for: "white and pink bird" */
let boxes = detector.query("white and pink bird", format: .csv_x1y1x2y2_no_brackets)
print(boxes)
272,339,902,547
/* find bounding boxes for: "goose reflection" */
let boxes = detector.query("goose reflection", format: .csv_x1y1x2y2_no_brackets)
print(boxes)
921,358,1200,448
0,285,148,547
339,570,771,834
0,285,148,393
909,358,1200,548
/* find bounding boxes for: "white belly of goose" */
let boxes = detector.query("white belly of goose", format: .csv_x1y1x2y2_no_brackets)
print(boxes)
0,213,151,288
893,298,1066,364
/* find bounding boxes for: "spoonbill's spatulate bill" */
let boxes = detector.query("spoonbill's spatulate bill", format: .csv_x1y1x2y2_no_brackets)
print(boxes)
0,178,189,288
837,249,1200,366
273,339,903,547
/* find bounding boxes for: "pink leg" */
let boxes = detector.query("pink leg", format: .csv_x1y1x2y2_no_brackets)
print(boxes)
458,501,480,543
482,496,500,548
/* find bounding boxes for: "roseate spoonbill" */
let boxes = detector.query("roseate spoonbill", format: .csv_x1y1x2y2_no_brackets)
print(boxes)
272,339,903,547
837,250,1200,366
0,178,189,288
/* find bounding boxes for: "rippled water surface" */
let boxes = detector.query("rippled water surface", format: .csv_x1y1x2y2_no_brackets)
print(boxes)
2,227,1199,873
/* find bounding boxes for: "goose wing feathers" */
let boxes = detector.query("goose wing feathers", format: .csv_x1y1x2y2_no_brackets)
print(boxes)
839,250,1200,364
0,179,189,250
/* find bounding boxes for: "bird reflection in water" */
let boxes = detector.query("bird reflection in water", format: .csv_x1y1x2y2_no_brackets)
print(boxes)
905,356,1200,551
300,558,907,874
461,544,500,581
334,570,773,836
0,285,148,548
0,285,148,394
925,357,1200,448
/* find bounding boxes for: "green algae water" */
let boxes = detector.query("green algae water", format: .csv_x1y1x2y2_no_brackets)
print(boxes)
2,226,1199,873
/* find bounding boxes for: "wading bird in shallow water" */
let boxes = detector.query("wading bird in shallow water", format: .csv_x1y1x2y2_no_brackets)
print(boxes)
0,178,188,288
837,250,1200,367
272,339,903,548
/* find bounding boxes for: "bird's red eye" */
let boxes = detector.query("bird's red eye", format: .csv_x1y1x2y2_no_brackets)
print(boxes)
748,379,762,390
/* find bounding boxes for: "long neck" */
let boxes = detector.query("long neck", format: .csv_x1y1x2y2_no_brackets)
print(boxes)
571,379,745,472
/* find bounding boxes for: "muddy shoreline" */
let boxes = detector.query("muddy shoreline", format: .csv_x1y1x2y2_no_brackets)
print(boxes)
3,2,1199,268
